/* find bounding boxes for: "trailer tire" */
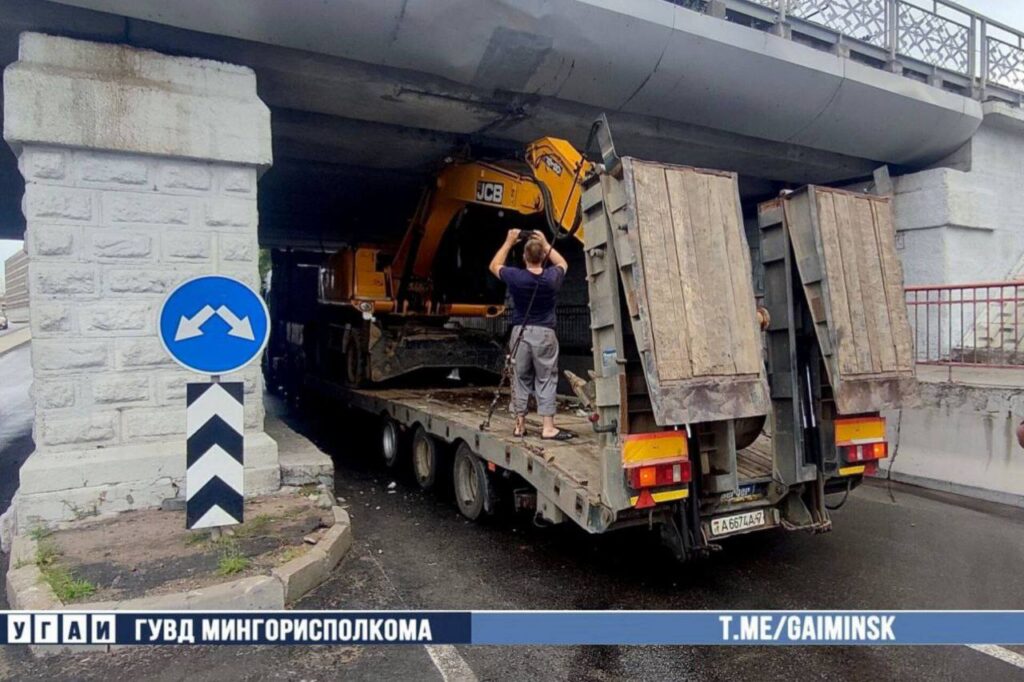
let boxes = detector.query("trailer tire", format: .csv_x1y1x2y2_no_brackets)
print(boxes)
453,443,491,521
344,334,366,386
381,416,402,469
411,426,440,490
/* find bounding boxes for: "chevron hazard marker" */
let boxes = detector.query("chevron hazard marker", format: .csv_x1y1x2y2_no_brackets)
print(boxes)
186,382,244,529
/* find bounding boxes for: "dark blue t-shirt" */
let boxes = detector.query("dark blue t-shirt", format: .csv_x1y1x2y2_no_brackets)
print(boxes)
499,266,565,329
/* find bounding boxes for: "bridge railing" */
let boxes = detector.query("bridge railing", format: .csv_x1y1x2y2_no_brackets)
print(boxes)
680,0,1024,103
905,280,1024,367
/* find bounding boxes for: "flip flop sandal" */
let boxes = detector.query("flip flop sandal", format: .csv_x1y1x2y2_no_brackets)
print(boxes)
541,430,576,441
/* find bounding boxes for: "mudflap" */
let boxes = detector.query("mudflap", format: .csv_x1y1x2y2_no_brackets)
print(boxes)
778,473,832,533
367,323,505,383
659,498,713,563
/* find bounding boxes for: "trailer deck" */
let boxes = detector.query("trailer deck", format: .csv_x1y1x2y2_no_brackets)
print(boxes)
311,378,780,533
368,387,602,496
311,379,617,532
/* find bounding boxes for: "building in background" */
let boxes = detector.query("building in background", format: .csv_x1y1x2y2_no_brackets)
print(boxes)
3,248,28,322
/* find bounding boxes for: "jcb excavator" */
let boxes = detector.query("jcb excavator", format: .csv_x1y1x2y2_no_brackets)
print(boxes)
315,137,594,384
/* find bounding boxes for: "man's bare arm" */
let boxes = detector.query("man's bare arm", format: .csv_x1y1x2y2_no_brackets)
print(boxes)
489,229,521,278
533,231,568,272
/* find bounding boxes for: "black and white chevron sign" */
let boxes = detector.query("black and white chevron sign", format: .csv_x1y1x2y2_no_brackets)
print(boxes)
186,382,244,529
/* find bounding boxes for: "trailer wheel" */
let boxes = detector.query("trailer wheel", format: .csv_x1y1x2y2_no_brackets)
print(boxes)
453,443,491,521
381,416,402,468
411,426,440,490
344,335,365,386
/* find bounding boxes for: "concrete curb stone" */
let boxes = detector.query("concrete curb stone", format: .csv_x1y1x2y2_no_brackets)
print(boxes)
6,504,354,657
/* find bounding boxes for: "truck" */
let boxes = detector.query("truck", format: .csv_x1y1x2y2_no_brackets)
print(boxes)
264,119,916,561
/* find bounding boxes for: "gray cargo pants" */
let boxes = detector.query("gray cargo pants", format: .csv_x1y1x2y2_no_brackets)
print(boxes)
510,325,559,417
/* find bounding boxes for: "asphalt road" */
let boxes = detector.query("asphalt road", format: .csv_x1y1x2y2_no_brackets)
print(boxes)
2,387,1024,679
0,343,33,516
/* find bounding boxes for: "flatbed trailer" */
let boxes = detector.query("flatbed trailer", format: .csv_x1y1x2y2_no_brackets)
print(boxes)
309,380,776,538
268,126,916,560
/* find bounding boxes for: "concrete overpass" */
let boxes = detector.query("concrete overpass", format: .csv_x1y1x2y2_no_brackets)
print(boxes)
0,0,1008,250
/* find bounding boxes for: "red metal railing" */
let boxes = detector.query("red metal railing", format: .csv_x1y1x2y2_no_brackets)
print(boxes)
905,280,1024,367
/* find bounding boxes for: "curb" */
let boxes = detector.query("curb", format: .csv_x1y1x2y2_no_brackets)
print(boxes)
0,328,31,357
5,506,353,657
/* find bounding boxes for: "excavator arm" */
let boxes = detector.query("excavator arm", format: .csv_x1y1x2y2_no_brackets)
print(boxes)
391,137,593,285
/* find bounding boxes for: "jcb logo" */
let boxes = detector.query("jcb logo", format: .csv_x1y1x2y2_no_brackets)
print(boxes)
541,155,563,176
476,181,504,205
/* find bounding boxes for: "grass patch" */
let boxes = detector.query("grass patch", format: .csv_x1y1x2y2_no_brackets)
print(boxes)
28,527,53,542
184,531,209,547
277,546,302,563
35,539,60,568
41,565,96,603
216,540,250,576
33,539,96,603
233,514,274,538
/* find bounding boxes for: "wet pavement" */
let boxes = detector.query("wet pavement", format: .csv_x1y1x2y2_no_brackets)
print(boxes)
2,382,1024,679
0,343,33,516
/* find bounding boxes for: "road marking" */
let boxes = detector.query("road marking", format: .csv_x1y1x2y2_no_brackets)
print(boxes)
426,644,478,682
968,645,1024,670
365,550,477,682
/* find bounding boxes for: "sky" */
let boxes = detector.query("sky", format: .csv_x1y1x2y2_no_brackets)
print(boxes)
960,1,1024,31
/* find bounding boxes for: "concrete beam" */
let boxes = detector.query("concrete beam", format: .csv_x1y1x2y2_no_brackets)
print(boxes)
51,0,984,166
4,32,271,167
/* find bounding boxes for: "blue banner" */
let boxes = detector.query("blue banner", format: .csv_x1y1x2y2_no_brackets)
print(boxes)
3,611,1024,646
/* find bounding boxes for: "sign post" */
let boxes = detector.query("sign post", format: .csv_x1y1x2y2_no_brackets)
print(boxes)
158,276,270,530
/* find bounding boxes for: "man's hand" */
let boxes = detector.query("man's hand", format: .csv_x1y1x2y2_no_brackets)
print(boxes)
506,228,522,244
529,230,550,248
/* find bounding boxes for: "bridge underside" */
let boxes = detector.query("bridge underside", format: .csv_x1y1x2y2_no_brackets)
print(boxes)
0,0,983,246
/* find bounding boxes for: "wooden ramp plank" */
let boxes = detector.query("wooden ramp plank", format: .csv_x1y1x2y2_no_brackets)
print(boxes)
664,167,708,377
800,191,858,375
779,187,916,414
851,195,898,372
831,192,875,373
871,199,916,369
632,163,689,381
684,170,737,375
716,175,763,375
617,158,769,425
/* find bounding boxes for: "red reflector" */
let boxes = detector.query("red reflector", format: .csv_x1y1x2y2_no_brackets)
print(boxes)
627,461,692,489
864,461,879,476
634,489,656,509
843,442,888,463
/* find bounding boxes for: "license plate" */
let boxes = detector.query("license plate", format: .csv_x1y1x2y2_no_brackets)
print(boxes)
710,509,767,537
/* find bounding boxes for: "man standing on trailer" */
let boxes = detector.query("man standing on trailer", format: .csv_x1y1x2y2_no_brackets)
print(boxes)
489,229,574,440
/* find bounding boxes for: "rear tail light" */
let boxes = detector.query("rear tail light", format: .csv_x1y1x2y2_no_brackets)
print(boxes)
843,441,888,463
627,461,691,489
835,415,887,465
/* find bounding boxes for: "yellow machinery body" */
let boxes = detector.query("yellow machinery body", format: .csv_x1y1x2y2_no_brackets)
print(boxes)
320,137,592,318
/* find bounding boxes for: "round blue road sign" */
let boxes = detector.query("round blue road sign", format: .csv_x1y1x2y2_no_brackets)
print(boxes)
158,275,270,375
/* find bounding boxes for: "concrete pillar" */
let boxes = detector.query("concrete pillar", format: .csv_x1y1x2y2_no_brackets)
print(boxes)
893,102,1024,286
3,33,279,532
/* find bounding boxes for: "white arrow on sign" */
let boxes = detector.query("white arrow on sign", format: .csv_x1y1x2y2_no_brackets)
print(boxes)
174,304,255,342
175,305,216,341
216,305,256,341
